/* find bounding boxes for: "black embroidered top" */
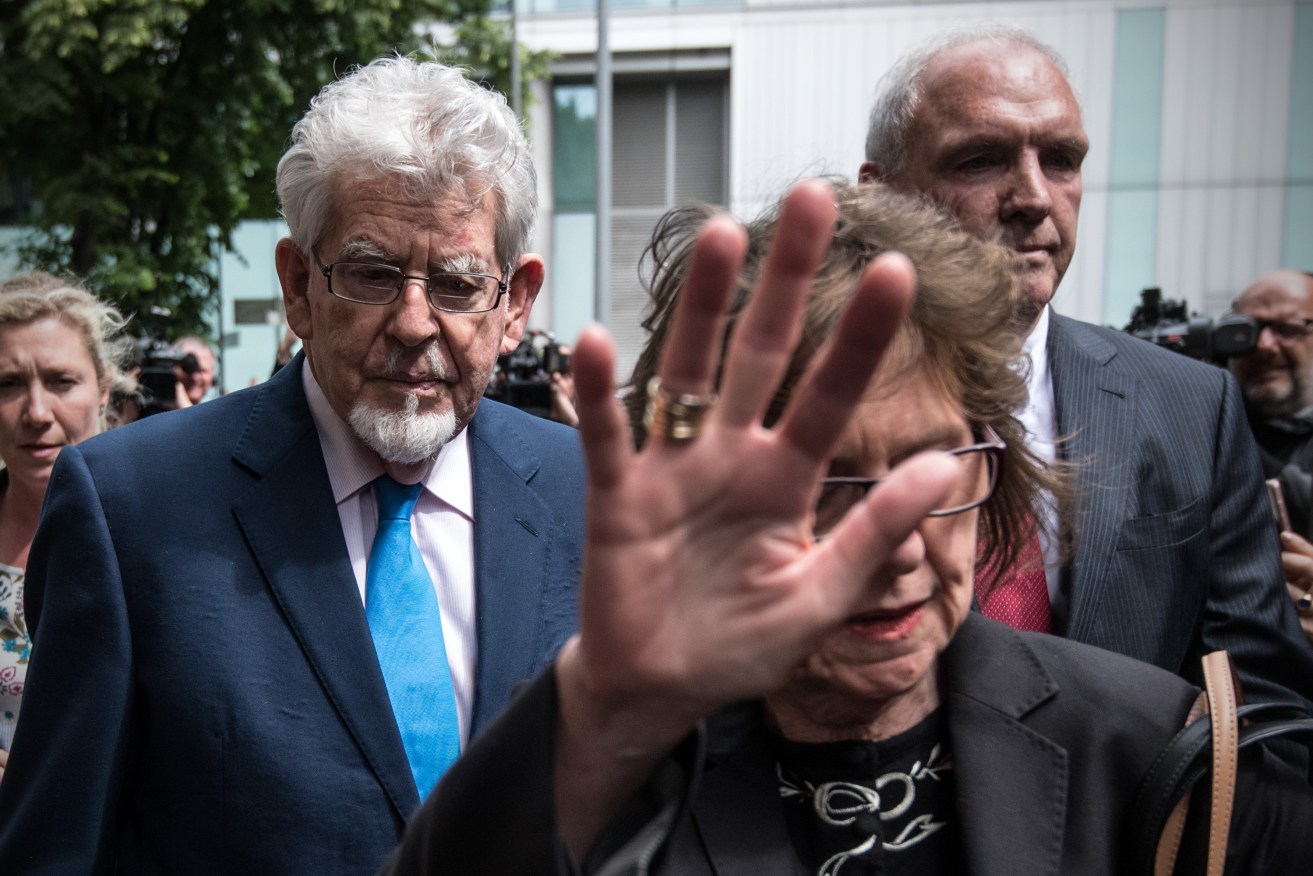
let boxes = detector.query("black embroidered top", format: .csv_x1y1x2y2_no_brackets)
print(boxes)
772,708,966,875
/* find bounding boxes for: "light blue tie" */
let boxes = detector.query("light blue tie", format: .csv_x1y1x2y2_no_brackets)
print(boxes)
365,475,461,800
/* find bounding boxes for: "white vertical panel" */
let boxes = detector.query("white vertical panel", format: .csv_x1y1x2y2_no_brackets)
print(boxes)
1210,5,1243,182
1221,186,1263,307
1070,189,1111,326
1156,6,1197,304
1182,186,1212,306
1256,185,1289,282
1157,2,1295,315
1160,186,1192,303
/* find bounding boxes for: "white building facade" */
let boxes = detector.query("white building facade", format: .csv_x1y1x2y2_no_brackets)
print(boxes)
516,0,1313,382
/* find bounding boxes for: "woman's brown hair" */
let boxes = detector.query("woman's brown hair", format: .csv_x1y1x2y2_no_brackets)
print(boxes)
623,180,1072,587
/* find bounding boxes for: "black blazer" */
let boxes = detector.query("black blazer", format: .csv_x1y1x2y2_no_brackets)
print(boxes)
385,615,1313,876
0,355,585,875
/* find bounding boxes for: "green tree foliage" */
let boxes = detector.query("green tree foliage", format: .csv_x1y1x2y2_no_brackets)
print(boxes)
0,0,550,338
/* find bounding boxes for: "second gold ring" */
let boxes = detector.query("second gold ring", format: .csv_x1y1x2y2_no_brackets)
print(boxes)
643,377,717,441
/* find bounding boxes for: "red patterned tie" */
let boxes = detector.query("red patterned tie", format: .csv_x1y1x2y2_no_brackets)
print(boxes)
975,522,1051,633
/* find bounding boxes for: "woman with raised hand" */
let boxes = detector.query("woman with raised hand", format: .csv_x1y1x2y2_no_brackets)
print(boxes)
385,180,1312,875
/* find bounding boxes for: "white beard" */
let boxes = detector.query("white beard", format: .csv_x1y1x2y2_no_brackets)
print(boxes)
349,392,457,464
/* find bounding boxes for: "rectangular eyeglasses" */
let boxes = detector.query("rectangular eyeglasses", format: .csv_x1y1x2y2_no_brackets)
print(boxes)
315,251,510,314
812,424,1006,538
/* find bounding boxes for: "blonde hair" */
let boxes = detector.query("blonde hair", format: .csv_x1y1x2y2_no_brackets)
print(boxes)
0,271,129,391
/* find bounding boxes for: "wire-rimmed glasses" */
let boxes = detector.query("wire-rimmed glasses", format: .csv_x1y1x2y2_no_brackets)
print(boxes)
812,424,1006,538
1250,317,1313,342
314,252,510,314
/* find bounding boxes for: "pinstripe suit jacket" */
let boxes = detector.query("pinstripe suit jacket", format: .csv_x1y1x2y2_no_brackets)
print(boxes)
1047,313,1313,709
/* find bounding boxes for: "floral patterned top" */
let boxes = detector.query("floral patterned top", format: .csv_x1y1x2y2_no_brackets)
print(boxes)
0,561,28,751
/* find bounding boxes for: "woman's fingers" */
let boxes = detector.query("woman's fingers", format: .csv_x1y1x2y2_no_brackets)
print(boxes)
717,180,838,430
572,324,631,491
654,216,746,399
776,252,916,462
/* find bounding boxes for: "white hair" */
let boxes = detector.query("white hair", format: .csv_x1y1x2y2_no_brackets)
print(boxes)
276,54,536,267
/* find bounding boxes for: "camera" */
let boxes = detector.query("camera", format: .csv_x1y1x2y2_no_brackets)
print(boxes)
131,306,200,416
1123,287,1257,362
486,330,572,419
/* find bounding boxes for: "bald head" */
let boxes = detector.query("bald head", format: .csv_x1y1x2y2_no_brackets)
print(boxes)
175,336,216,404
1229,270,1313,418
1236,270,1313,310
861,28,1088,325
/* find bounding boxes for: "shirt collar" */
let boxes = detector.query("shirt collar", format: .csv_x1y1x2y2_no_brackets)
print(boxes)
301,359,473,518
1021,304,1051,391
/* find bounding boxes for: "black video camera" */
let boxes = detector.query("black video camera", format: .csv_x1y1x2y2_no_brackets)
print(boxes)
1123,287,1257,362
131,306,200,416
486,330,572,419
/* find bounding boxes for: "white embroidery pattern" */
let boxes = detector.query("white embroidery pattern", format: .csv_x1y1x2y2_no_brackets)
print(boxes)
778,743,953,876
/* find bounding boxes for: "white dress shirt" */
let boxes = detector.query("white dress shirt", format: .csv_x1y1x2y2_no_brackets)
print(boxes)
302,361,476,746
1017,306,1067,623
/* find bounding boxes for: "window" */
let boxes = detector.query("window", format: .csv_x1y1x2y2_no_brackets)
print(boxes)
551,70,728,381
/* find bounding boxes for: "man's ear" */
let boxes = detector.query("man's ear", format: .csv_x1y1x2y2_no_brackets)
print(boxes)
276,239,314,341
500,254,545,355
858,161,884,183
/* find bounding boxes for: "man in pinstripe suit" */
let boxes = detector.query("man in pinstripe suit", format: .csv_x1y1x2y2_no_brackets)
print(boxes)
861,23,1313,711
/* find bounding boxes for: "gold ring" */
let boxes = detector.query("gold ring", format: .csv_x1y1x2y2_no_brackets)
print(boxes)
643,377,716,441
1299,581,1313,614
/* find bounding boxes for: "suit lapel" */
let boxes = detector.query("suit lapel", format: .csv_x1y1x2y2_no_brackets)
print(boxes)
689,622,1072,876
945,617,1067,876
1047,315,1136,640
693,715,805,876
230,356,419,819
467,403,557,734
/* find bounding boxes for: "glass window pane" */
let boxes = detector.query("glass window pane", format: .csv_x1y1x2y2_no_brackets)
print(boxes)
674,79,727,204
553,85,597,213
613,82,668,209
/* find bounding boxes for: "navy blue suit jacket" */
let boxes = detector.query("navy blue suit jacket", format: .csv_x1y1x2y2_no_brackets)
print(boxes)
1048,314,1313,708
0,356,584,875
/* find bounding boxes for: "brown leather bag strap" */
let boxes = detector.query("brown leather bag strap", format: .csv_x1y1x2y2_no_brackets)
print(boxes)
1201,650,1241,876
1151,651,1242,876
1153,691,1207,875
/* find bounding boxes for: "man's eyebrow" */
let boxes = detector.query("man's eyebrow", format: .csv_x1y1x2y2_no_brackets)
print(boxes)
435,253,492,274
337,239,395,261
940,133,1004,152
332,241,494,274
931,135,1008,165
938,133,1089,157
1050,136,1089,156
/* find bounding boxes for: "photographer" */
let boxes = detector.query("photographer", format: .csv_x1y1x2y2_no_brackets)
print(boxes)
548,344,577,427
1229,270,1313,479
174,336,216,405
127,312,214,417
1229,269,1313,644
488,330,577,426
